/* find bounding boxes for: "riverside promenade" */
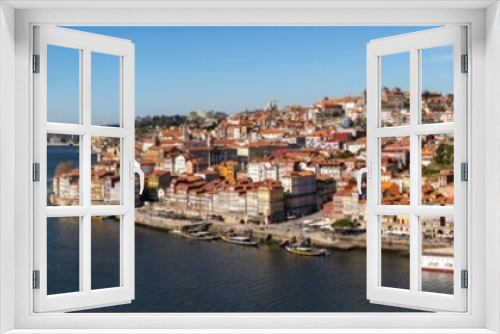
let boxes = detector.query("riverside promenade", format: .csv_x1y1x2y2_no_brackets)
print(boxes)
134,207,453,254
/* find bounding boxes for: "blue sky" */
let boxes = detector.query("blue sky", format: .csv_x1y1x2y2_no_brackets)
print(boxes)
47,26,453,125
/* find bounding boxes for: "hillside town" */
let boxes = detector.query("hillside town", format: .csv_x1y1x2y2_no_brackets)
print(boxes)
49,87,455,239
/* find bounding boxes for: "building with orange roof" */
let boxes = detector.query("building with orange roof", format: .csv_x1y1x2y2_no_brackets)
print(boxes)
103,176,121,205
185,158,209,174
381,215,410,234
330,186,361,222
218,160,241,182
281,171,318,217
145,169,171,201
247,159,297,183
195,169,220,182
50,169,80,206
246,180,284,224
160,129,184,140
316,174,336,205
259,128,286,140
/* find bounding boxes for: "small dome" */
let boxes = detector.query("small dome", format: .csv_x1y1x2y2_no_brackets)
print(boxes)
341,118,353,128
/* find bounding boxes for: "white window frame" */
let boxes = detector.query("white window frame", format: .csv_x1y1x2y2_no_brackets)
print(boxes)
33,25,136,313
366,26,467,313
0,1,499,333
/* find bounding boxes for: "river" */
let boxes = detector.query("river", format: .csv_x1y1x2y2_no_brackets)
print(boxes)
46,146,453,312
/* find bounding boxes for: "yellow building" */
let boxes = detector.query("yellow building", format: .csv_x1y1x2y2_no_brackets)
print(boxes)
218,160,240,182
248,180,284,224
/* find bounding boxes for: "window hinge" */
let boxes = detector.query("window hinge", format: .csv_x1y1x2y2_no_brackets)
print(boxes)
461,54,468,73
33,270,40,289
461,270,468,289
33,54,40,73
33,163,40,182
461,162,468,181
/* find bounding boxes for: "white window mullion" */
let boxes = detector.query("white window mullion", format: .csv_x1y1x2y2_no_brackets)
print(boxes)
46,123,88,135
81,48,92,295
366,46,379,300
409,47,420,295
452,26,468,311
372,126,411,138
90,126,129,138
119,56,126,288
121,49,135,295
33,26,49,306
372,205,410,216
81,214,90,294
373,205,454,217
413,122,454,135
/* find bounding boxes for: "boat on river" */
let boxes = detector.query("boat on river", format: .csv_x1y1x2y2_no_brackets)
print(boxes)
284,237,330,256
221,235,259,247
285,245,329,256
182,231,220,241
421,255,454,273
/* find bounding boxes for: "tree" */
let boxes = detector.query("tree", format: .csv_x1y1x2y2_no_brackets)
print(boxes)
354,116,367,130
423,143,454,177
337,150,354,159
332,218,353,227
434,144,454,168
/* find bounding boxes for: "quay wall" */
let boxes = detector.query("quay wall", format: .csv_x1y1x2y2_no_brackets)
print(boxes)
134,211,452,254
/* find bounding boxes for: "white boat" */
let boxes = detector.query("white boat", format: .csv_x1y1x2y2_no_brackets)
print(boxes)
221,235,259,247
421,255,454,273
285,245,329,257
301,219,314,225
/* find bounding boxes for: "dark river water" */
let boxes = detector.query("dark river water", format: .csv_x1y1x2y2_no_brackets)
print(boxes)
47,146,453,313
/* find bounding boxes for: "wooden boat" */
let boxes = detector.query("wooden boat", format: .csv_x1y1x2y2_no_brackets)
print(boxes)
285,245,329,256
284,237,330,256
221,235,259,247
182,231,219,241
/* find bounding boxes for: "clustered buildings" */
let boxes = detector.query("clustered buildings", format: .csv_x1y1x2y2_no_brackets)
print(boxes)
49,88,455,235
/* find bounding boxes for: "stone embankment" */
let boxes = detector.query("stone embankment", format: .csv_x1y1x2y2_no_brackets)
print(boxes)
135,209,453,254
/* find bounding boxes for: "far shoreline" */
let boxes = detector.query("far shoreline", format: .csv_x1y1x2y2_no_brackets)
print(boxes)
47,143,79,147
133,209,454,255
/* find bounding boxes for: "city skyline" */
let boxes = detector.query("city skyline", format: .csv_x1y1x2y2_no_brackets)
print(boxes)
48,26,453,125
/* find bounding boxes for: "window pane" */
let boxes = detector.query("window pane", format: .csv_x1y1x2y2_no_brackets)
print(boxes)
421,134,454,206
47,45,80,124
47,134,80,206
421,216,454,295
91,137,121,205
47,216,80,295
92,216,121,290
380,52,410,127
380,215,410,290
381,136,410,205
91,52,121,127
421,45,454,124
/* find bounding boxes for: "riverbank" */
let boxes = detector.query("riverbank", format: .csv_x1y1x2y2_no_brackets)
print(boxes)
134,209,453,254
47,143,79,147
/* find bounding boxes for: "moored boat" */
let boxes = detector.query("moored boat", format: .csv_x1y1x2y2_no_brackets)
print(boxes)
421,255,454,273
284,237,329,256
285,245,329,256
182,231,220,241
221,235,259,247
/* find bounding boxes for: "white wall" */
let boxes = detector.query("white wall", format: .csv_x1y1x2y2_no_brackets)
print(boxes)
0,2,16,333
8,5,493,331
485,2,500,333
